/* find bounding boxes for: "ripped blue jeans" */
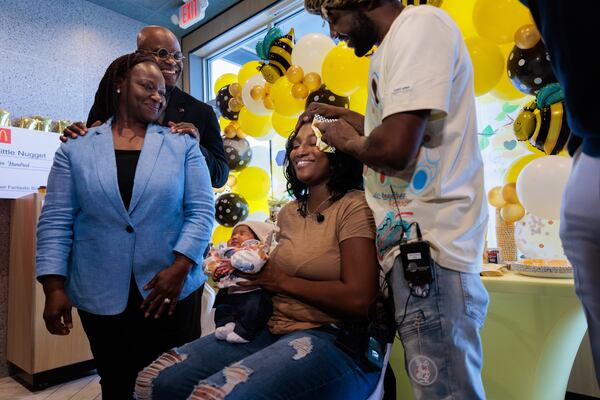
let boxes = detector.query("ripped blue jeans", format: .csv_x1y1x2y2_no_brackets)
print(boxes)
135,327,380,400
391,258,489,399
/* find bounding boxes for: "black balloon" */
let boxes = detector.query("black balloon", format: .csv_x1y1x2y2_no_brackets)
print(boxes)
223,137,252,172
216,84,240,120
215,193,249,227
507,40,556,95
305,85,350,109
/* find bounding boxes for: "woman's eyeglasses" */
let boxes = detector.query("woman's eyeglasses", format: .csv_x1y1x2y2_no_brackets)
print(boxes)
139,48,185,62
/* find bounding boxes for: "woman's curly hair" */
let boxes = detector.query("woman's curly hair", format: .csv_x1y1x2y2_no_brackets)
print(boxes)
283,122,364,211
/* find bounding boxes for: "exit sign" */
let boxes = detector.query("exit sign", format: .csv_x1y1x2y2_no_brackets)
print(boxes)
179,0,209,29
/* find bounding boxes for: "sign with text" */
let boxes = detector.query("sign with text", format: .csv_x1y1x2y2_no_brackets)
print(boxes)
179,0,209,29
0,127,61,199
0,127,11,144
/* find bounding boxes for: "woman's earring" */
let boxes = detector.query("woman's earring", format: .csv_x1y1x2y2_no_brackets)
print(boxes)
117,88,121,94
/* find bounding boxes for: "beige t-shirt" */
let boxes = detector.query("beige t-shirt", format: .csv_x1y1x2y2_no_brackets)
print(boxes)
267,191,375,335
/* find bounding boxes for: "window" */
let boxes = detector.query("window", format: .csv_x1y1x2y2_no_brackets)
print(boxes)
205,29,266,102
192,0,332,203
191,2,542,252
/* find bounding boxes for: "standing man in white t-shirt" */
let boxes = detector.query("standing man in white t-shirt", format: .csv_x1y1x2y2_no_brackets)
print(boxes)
301,0,489,398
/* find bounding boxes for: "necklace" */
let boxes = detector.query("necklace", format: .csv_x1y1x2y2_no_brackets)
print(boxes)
301,195,332,223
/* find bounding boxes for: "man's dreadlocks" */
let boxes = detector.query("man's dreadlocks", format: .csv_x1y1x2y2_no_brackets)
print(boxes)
304,0,373,16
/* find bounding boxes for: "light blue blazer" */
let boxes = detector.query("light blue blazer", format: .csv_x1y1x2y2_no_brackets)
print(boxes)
36,120,215,315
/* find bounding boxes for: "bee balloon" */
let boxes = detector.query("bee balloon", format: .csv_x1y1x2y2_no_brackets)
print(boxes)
256,27,295,84
513,99,570,155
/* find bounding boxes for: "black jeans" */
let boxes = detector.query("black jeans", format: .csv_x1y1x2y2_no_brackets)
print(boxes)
78,280,202,400
214,289,272,341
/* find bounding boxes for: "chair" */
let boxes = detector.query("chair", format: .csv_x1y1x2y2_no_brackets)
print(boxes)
200,284,216,337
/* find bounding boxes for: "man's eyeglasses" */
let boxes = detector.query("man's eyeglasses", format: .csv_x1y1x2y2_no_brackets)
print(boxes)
139,48,185,62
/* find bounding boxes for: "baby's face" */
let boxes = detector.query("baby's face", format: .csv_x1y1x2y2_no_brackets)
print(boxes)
228,225,257,247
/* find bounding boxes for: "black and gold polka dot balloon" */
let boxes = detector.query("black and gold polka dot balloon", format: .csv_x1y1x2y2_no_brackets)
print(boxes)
215,193,249,227
305,85,350,109
507,40,556,95
223,137,252,172
216,84,240,120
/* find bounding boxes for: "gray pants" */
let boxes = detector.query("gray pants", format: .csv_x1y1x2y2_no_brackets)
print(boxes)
560,150,600,385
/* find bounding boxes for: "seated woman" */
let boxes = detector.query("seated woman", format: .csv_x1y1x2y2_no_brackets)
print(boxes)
36,53,215,399
134,121,381,399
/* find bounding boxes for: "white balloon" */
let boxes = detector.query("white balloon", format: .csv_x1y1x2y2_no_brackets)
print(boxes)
516,155,572,220
292,33,336,75
252,130,276,142
515,213,566,259
246,212,269,222
242,74,271,116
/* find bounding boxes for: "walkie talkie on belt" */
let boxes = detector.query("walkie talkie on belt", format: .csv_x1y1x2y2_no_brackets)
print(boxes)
400,222,433,298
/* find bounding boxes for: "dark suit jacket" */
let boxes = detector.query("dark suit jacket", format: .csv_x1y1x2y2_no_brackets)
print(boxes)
87,86,228,188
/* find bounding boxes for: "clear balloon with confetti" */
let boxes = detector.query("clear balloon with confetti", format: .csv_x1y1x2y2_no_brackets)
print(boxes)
515,213,566,259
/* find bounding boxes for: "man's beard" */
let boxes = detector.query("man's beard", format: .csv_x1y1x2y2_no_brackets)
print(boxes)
347,13,378,57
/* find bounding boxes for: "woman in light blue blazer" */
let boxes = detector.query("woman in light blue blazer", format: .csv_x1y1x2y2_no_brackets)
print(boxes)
36,53,215,399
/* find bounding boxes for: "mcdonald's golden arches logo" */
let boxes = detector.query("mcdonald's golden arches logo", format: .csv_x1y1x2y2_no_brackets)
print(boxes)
0,128,11,144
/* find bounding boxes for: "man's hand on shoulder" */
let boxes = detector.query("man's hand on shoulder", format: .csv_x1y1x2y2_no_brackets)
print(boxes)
60,120,102,143
168,121,199,139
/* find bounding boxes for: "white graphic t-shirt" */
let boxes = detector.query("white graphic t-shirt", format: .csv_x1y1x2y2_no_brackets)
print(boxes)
364,5,488,274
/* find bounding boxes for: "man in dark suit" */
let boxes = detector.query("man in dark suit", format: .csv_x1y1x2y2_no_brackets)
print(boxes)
65,26,228,188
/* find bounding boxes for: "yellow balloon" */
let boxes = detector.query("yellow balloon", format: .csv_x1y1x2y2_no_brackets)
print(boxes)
236,167,271,200
291,83,309,100
502,182,519,204
465,36,504,96
514,24,541,50
247,197,270,214
212,225,233,245
213,73,237,95
272,112,297,138
504,153,541,184
473,0,533,44
487,186,506,208
238,61,262,87
238,108,272,138
270,77,306,117
264,82,272,94
263,95,275,110
226,174,238,188
322,42,370,96
228,97,244,112
500,203,525,223
349,87,368,114
490,45,527,101
441,0,476,38
219,116,231,132
250,85,266,101
236,128,247,139
229,83,242,97
303,72,322,93
286,65,305,84
224,124,237,138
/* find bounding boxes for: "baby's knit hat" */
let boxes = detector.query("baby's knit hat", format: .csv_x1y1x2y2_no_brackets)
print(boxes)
234,221,279,243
